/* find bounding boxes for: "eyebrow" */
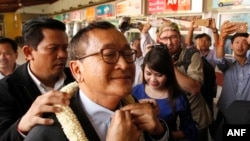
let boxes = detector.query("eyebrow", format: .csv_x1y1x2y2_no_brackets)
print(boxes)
102,43,130,49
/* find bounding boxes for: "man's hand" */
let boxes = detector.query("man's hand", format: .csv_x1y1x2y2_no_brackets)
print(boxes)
190,19,199,29
218,21,236,46
139,98,160,115
17,90,71,134
121,103,166,136
141,22,152,34
220,21,237,37
207,18,217,31
106,110,141,141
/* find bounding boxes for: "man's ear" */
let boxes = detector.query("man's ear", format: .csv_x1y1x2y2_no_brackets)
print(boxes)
69,60,84,82
22,45,34,61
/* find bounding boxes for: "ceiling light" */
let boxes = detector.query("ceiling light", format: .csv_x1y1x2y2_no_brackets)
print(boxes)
18,0,22,7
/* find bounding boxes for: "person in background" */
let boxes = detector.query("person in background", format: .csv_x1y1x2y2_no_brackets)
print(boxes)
130,37,144,86
157,21,212,141
185,18,219,140
0,37,19,79
246,34,250,58
23,20,168,141
213,21,250,141
186,18,219,68
224,38,233,55
139,22,156,56
0,17,75,141
133,45,198,141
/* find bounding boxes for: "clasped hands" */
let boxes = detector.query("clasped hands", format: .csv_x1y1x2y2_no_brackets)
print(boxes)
106,99,165,141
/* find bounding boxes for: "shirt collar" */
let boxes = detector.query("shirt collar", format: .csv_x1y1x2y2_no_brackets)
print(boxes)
79,90,114,124
0,73,4,79
231,57,250,65
27,63,66,94
0,63,20,79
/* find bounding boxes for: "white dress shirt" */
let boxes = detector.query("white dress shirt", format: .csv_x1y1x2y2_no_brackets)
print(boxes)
27,63,66,94
79,90,114,141
78,90,169,141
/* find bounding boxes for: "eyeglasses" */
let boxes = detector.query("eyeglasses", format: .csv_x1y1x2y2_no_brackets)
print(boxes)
146,43,168,50
78,48,137,64
159,35,178,41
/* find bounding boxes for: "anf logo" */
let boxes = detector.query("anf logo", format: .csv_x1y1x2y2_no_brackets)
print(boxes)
227,129,246,136
223,124,250,141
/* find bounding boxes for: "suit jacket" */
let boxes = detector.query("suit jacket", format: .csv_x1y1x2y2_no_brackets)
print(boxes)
23,92,157,141
0,63,75,141
24,91,101,141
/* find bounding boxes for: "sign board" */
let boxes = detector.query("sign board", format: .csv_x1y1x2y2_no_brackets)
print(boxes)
116,0,143,16
69,10,82,21
85,7,96,20
213,0,250,8
165,0,191,11
96,4,114,18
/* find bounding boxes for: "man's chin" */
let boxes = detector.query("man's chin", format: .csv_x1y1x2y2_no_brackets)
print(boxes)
55,65,65,70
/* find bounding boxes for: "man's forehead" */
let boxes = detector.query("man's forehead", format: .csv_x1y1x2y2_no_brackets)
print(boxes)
234,36,248,40
159,30,179,36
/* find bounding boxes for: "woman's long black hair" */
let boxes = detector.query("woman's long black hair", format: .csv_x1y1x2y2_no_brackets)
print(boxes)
141,44,183,112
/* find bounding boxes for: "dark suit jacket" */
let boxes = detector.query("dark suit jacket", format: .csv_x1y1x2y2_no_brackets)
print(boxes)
24,91,101,141
0,63,75,141
23,92,156,141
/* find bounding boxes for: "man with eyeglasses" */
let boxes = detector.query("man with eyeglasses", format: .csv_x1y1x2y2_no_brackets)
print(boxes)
157,22,212,141
24,21,168,141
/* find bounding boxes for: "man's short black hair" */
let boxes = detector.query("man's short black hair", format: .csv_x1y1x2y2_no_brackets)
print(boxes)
0,37,18,53
194,34,202,40
231,32,249,43
22,17,66,50
195,33,211,42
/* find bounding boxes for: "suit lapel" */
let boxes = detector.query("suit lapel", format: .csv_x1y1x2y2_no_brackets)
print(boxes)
7,63,41,111
70,91,101,141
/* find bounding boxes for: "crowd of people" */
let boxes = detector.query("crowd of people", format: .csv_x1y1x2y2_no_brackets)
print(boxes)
0,16,249,141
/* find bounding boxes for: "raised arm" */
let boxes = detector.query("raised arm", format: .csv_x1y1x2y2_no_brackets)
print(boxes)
186,19,197,47
207,18,219,47
139,22,155,56
216,21,236,58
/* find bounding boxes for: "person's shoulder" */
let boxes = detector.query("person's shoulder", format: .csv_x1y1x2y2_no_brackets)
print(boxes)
2,63,28,83
176,92,188,100
25,115,67,141
133,84,144,90
175,92,190,108
132,84,144,95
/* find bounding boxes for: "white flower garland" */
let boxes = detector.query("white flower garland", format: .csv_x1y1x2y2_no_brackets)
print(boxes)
56,81,144,141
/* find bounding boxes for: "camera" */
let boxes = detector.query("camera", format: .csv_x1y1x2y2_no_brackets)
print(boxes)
118,16,142,32
145,43,168,53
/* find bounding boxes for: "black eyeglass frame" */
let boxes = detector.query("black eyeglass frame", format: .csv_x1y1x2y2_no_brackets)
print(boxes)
77,48,137,64
147,43,168,50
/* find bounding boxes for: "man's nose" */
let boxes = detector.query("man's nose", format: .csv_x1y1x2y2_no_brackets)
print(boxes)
116,55,130,70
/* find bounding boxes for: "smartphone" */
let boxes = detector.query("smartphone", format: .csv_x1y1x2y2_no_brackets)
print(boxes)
194,19,209,27
231,22,248,33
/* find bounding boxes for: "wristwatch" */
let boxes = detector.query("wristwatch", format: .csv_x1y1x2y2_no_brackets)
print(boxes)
212,28,218,33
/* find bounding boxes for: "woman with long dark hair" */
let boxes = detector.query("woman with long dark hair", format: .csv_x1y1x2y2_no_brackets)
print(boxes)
133,45,198,141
